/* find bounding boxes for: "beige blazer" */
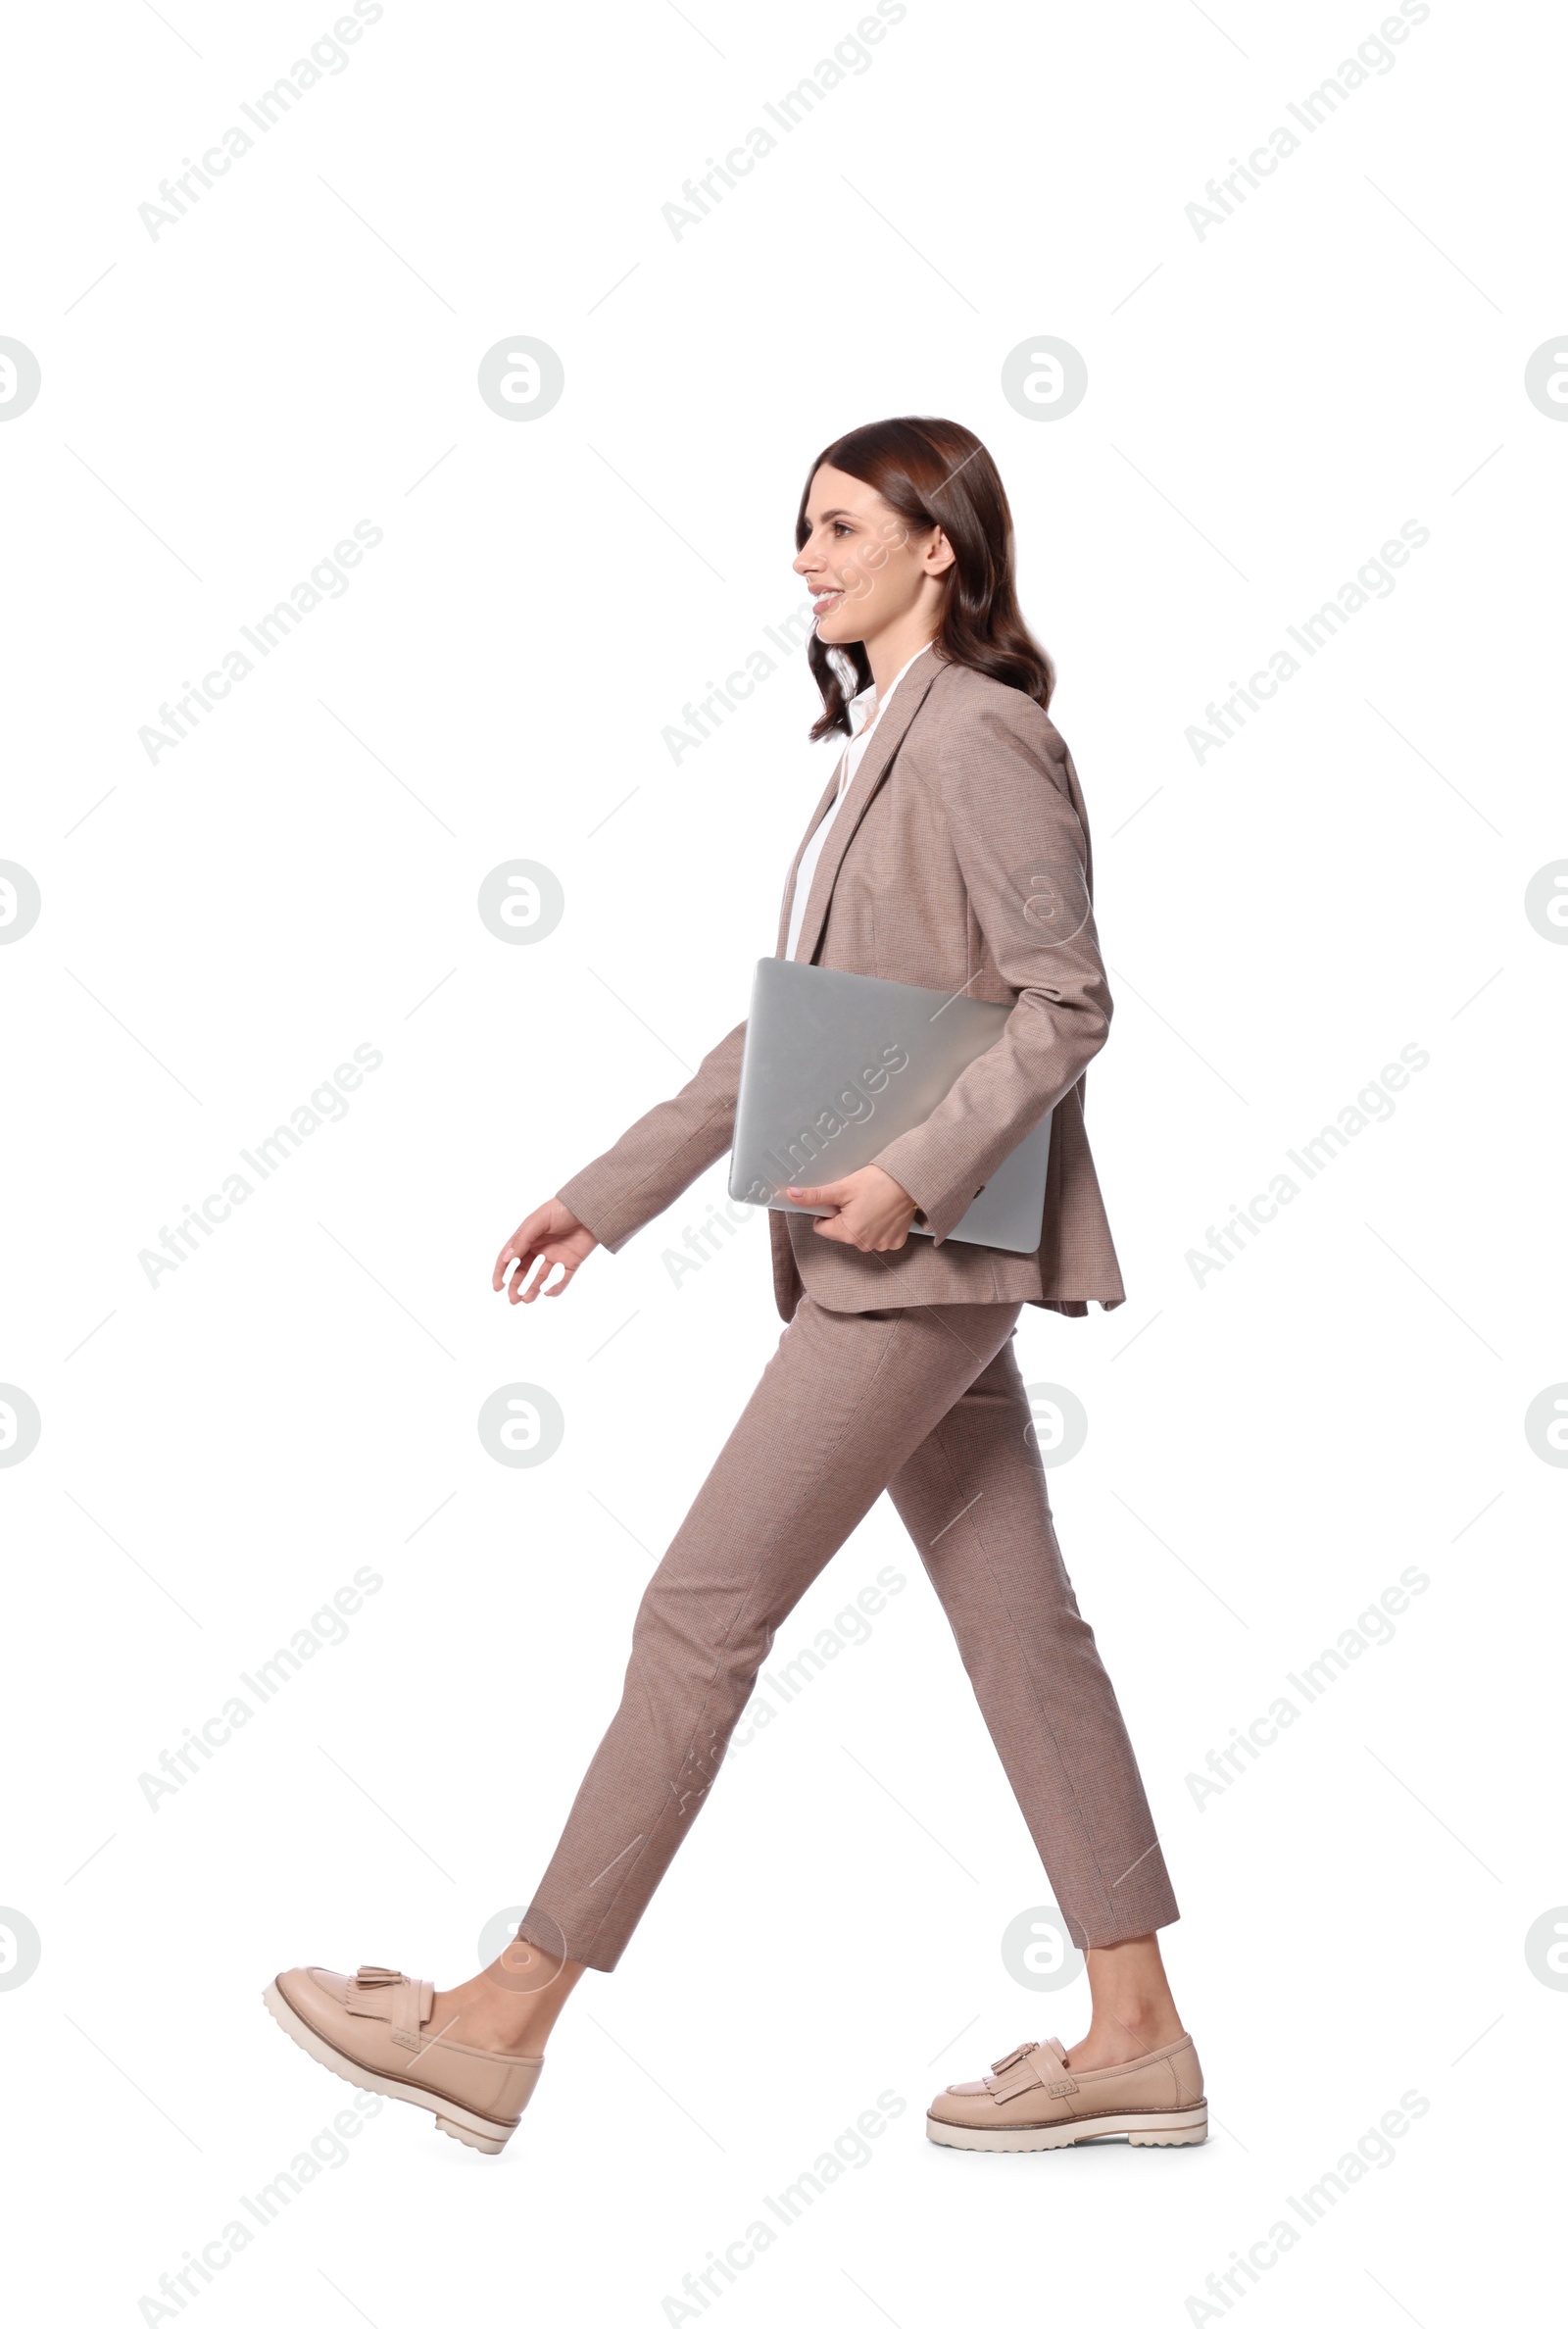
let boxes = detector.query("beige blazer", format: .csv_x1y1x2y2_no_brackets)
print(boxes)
558,653,1126,1322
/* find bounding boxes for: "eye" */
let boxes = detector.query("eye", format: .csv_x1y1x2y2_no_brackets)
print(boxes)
832,520,853,537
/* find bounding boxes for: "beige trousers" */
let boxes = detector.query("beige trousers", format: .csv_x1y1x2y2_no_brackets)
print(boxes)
518,1295,1178,1973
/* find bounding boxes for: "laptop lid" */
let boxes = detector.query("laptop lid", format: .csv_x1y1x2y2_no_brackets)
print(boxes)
728,958,1052,1256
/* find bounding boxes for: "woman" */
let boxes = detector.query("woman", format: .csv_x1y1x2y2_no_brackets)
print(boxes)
266,416,1206,2158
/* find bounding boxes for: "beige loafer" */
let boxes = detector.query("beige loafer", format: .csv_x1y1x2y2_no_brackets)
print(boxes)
927,2032,1206,2152
264,1963,544,2156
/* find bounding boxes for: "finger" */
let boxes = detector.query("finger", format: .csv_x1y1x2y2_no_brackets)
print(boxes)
785,1182,844,1209
515,1254,552,1303
495,1239,536,1293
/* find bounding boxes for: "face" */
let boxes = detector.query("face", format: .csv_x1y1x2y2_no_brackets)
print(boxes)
793,464,953,648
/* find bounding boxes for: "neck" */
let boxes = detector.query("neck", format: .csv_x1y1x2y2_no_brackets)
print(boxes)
863,619,937,706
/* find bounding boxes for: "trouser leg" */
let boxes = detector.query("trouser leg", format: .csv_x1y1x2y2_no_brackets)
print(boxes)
517,1296,1020,1972
884,1330,1179,1949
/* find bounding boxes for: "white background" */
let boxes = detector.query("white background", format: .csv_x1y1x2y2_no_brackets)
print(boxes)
2,0,1563,2322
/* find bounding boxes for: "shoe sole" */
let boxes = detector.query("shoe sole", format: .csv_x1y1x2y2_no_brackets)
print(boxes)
262,1979,516,2156
926,2103,1207,2152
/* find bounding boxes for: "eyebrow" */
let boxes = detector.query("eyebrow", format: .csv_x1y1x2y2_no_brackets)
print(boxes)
809,507,856,523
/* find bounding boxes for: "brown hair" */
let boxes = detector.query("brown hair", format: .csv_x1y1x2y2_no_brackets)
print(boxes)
795,415,1054,743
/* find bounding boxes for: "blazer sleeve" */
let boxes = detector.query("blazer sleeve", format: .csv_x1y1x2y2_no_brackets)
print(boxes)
868,705,1111,1246
555,1018,747,1253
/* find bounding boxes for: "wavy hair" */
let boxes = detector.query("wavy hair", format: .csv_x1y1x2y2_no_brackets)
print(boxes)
795,415,1054,742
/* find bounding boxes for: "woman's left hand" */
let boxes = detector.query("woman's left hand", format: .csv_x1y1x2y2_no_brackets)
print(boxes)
783,1164,920,1252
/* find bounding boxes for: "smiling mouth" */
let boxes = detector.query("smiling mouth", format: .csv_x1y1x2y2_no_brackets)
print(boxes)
812,589,846,614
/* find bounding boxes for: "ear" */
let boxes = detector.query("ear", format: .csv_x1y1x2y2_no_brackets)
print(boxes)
922,525,956,577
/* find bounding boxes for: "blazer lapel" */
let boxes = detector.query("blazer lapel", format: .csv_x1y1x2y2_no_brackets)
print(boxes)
780,656,946,966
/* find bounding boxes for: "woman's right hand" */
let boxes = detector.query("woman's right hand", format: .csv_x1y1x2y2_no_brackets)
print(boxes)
493,1201,600,1305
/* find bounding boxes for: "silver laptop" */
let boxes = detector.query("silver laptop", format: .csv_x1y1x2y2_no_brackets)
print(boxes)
728,958,1052,1254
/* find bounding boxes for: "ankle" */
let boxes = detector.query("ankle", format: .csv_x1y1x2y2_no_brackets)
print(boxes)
432,1947,584,2056
433,1996,544,2056
1109,1999,1182,2039
1060,1999,1185,2072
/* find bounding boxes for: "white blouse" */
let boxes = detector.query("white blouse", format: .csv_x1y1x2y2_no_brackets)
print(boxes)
784,641,933,963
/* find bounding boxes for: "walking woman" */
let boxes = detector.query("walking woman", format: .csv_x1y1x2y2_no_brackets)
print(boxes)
266,416,1206,2157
